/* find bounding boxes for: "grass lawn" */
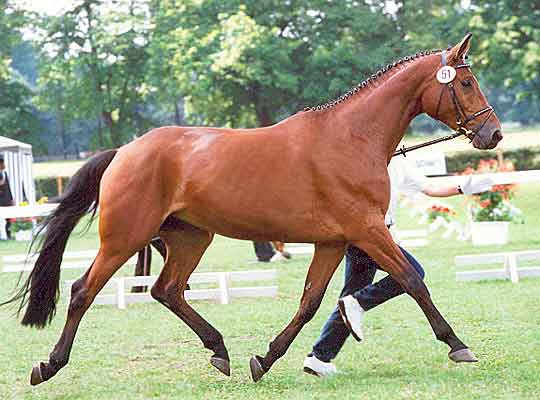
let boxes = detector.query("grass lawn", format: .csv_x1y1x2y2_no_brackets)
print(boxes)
1,185,539,399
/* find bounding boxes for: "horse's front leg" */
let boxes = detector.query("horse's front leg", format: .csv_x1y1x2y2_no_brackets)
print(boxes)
355,222,477,363
250,242,346,382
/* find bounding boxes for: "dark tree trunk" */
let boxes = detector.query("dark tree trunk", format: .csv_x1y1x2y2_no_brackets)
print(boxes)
255,105,274,127
174,99,182,125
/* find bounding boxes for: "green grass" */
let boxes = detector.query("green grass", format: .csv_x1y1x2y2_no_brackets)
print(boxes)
1,185,540,399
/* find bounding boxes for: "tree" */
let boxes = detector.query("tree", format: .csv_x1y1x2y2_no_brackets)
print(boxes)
468,0,540,123
35,0,153,148
150,0,401,127
0,1,41,141
395,0,540,125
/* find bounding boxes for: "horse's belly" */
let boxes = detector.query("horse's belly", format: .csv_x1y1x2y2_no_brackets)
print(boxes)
177,206,344,243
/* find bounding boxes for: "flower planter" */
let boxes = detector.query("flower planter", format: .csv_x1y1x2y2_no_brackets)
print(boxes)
14,230,33,242
470,221,509,246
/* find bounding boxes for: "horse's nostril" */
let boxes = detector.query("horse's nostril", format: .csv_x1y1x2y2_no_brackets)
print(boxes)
493,130,503,142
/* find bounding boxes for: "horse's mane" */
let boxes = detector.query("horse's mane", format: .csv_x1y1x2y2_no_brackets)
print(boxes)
304,49,442,112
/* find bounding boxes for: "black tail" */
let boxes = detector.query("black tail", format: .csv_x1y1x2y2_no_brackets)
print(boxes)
1,149,117,328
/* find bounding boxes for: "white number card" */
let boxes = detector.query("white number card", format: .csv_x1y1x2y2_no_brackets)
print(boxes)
436,66,456,83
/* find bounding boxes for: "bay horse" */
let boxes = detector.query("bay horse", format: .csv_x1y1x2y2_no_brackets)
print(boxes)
4,34,502,385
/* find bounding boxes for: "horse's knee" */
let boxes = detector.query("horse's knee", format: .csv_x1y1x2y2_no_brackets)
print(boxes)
299,296,323,324
411,261,426,279
402,273,430,298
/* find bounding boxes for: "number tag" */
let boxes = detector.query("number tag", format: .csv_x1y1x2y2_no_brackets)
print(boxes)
436,66,456,83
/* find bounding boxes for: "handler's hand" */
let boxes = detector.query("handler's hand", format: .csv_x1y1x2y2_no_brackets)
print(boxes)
461,176,494,195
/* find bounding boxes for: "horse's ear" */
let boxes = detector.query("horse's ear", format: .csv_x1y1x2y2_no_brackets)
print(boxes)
448,33,472,64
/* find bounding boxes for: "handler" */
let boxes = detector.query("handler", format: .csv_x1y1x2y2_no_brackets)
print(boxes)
303,156,493,377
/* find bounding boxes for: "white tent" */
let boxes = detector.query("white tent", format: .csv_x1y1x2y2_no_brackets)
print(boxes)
0,136,36,205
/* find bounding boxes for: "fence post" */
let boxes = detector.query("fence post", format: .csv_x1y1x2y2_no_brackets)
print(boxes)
505,254,519,283
115,278,126,309
218,273,231,305
56,176,64,196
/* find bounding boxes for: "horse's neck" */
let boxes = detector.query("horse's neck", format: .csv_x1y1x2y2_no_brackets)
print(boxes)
324,56,436,160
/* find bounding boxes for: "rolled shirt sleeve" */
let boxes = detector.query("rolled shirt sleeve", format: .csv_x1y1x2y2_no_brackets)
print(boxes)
399,158,429,198
386,157,429,226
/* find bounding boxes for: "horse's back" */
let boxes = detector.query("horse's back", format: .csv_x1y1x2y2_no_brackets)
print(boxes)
98,122,344,241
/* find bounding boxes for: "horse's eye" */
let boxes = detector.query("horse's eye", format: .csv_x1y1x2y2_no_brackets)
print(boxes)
461,79,472,87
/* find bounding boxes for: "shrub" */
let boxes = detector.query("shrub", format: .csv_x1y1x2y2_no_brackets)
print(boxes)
463,159,523,223
426,203,455,222
446,146,540,173
35,176,70,199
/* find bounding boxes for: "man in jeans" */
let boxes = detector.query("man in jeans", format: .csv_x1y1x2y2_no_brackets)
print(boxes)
303,157,494,377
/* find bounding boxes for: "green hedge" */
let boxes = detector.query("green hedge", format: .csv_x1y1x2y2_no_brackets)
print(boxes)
35,176,70,199
446,146,540,174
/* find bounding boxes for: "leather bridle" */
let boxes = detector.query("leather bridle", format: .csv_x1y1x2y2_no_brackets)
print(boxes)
393,50,494,158
434,50,494,142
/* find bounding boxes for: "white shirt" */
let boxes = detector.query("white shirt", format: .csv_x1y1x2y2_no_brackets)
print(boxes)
386,157,429,226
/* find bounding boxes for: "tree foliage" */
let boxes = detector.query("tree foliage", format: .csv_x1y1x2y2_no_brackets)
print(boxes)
150,0,401,127
2,0,538,154
35,0,153,148
0,1,40,141
469,0,540,123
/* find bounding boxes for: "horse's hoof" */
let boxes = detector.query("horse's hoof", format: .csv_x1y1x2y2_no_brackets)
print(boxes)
250,356,266,382
449,348,478,363
210,357,231,376
30,364,44,386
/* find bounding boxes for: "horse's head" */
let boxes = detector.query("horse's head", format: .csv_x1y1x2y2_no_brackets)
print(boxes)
422,33,502,150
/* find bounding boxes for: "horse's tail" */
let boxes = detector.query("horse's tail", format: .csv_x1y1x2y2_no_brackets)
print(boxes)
1,149,117,328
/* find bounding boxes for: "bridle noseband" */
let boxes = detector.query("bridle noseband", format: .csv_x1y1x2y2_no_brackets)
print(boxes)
393,50,494,158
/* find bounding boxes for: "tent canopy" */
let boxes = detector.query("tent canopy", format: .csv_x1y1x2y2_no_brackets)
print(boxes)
0,136,32,153
0,136,36,204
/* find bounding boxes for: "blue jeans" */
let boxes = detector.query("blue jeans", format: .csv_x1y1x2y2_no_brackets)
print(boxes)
311,244,425,362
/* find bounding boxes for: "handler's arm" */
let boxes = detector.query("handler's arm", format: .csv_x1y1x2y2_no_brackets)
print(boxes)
422,175,494,198
422,184,460,198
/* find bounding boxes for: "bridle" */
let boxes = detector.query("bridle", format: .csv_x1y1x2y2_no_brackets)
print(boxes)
393,50,494,158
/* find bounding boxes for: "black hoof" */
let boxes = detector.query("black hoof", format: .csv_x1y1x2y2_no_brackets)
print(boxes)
30,364,44,386
210,357,231,376
250,356,266,382
449,348,478,363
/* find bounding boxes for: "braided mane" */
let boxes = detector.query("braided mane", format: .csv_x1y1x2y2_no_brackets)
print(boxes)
304,49,442,112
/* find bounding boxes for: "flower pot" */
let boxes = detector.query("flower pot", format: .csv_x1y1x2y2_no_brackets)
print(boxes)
14,230,33,242
470,221,509,246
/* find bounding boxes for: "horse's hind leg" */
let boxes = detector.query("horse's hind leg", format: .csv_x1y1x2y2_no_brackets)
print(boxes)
30,243,139,385
149,219,230,376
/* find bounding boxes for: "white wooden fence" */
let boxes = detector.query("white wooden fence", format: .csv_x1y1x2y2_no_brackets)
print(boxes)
392,229,429,248
2,250,136,273
65,270,278,309
284,243,315,255
284,231,429,256
455,250,540,283
428,169,540,186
